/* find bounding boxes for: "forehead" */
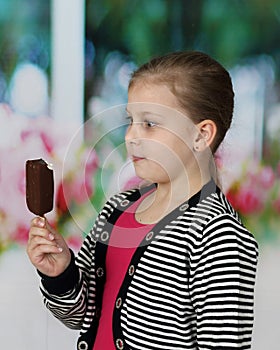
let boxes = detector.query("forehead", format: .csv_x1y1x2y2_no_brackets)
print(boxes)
128,82,179,107
127,83,177,117
127,83,192,122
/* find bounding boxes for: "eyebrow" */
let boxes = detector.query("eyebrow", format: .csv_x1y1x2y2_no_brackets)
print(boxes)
125,107,164,119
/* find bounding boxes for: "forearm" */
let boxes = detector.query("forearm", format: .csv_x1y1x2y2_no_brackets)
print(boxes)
39,250,87,329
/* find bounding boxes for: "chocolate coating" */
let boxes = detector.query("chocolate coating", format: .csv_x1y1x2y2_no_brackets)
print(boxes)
26,159,54,216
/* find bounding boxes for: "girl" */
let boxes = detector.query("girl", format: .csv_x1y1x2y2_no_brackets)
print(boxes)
27,51,258,350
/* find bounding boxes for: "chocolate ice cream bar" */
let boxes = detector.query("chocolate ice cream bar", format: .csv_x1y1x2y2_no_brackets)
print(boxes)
26,158,54,216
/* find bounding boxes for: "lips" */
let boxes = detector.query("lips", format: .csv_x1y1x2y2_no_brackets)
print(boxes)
132,156,145,162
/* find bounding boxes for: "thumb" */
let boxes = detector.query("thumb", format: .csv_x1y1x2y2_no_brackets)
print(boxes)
31,216,47,229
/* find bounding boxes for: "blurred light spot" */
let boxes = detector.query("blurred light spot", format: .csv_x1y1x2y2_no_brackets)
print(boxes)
9,63,48,117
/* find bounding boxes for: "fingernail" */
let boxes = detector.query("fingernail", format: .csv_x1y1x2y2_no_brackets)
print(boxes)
38,217,45,227
57,247,63,252
49,233,54,240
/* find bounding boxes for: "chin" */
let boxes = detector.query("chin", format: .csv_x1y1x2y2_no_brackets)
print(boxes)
133,162,169,184
134,171,166,185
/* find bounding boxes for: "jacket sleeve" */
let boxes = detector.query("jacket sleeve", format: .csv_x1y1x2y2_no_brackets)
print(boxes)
39,226,98,330
189,214,258,349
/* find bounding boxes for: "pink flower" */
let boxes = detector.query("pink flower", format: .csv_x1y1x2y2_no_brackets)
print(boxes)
84,148,99,174
12,224,29,244
40,131,54,154
56,149,97,214
227,183,264,215
66,235,83,252
70,176,93,204
236,186,263,215
57,176,91,212
226,188,239,210
258,166,275,189
56,181,69,214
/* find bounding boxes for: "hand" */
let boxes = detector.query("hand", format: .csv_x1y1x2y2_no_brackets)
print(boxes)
27,217,71,277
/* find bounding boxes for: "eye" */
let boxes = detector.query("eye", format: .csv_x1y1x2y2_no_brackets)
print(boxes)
125,116,133,126
143,120,157,128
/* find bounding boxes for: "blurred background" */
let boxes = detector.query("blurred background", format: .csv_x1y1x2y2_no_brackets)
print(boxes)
0,0,279,349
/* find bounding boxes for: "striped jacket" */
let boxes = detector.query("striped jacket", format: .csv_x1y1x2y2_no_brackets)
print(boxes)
40,180,258,350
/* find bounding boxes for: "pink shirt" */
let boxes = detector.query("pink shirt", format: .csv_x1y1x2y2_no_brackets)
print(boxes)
93,193,154,349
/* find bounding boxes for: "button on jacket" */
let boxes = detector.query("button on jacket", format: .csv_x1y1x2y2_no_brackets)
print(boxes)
39,181,258,350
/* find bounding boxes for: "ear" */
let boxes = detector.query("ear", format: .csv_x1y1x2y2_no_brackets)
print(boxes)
193,119,217,151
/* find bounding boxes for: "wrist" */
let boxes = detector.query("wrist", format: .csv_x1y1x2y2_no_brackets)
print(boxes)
38,249,79,295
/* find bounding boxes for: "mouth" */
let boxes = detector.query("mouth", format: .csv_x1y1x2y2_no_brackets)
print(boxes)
131,156,145,163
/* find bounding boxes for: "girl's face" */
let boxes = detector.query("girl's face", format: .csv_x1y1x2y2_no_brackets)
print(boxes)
125,82,200,184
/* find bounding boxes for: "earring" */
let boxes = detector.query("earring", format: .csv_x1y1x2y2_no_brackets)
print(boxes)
193,145,199,152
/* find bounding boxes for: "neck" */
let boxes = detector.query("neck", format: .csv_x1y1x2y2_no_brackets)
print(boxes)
155,171,211,206
136,170,212,224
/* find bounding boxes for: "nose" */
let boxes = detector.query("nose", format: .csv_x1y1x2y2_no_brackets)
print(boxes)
125,122,141,145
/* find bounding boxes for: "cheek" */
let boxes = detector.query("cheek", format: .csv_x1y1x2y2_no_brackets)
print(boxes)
147,141,186,171
159,140,195,176
144,139,170,159
157,134,192,159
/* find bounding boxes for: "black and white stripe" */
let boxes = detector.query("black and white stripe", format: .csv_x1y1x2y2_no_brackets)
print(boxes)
40,184,258,350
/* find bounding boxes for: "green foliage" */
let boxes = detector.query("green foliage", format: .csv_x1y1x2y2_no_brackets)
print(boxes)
200,0,280,66
86,0,280,70
1,0,279,101
86,0,171,65
0,0,50,84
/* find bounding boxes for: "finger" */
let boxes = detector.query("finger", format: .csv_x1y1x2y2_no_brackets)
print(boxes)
28,247,63,270
32,243,63,256
30,218,68,252
44,221,67,247
31,216,46,229
45,220,58,237
29,226,52,240
27,237,63,258
28,235,59,250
